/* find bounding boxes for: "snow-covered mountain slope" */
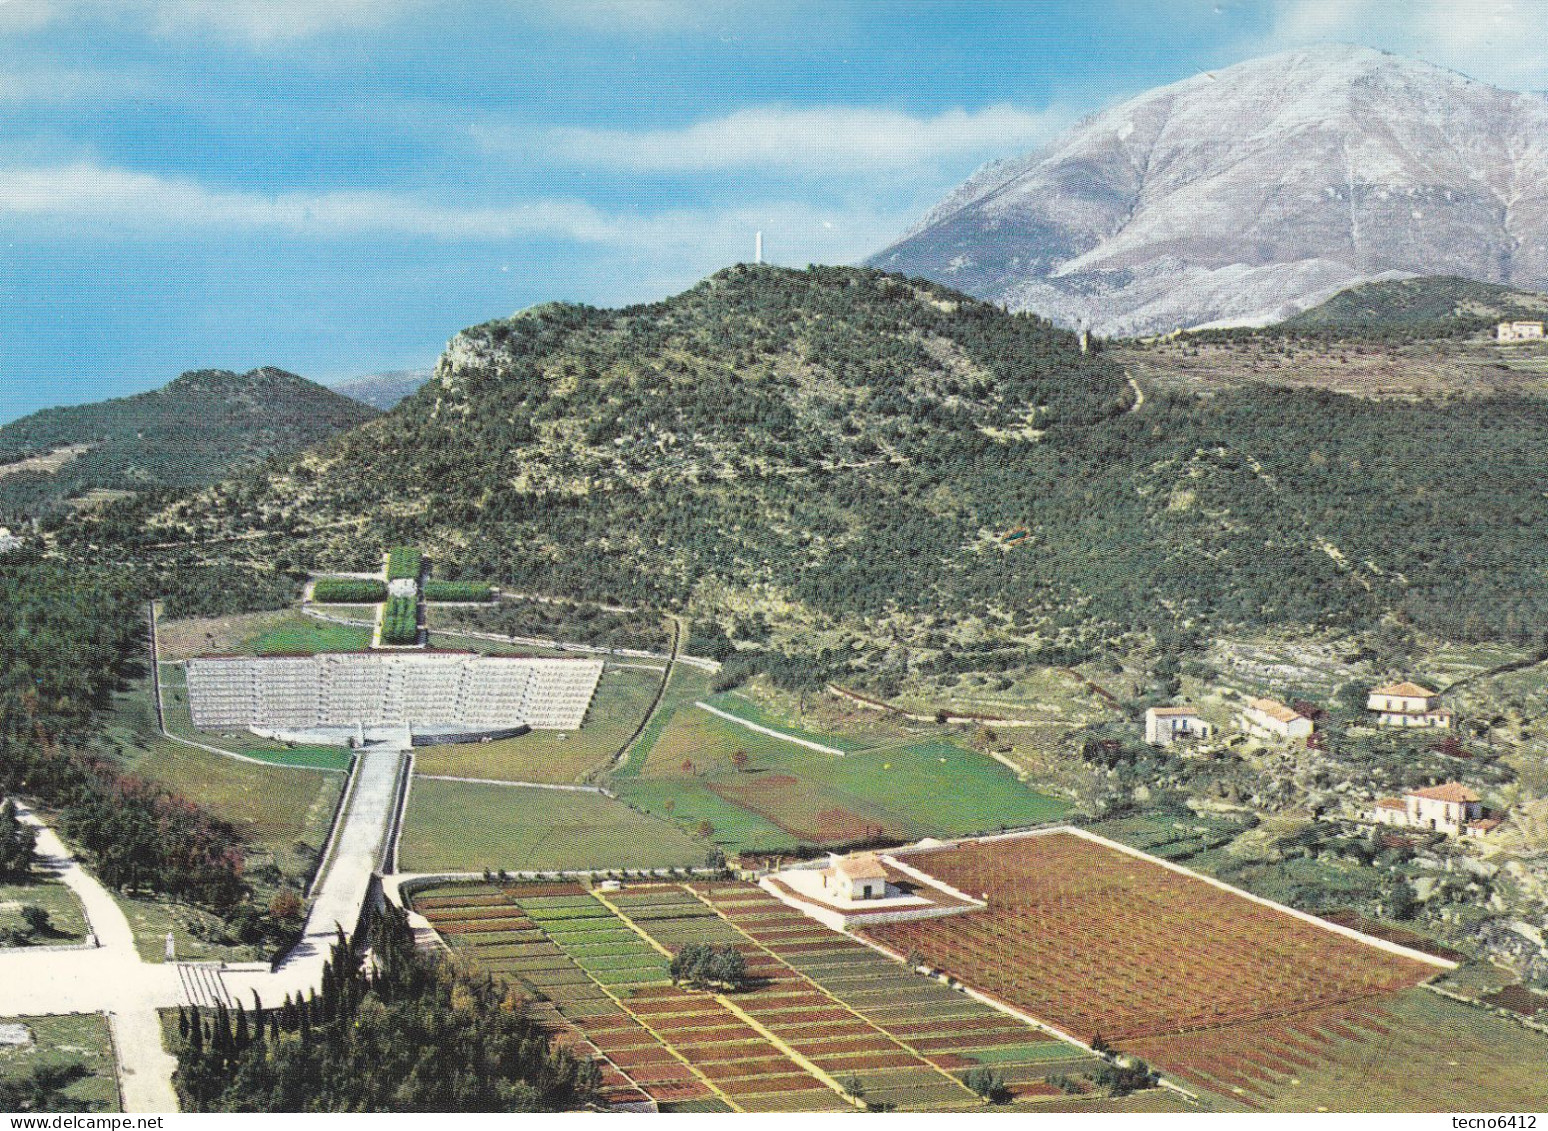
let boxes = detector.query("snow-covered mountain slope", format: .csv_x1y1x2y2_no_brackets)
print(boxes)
868,45,1548,335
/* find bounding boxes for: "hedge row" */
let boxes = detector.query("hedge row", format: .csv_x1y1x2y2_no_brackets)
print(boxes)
312,578,388,604
386,546,421,582
421,580,494,602
381,594,419,645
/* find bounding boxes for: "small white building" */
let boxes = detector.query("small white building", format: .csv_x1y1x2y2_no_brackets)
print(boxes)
1236,697,1313,741
1144,706,1213,746
821,853,889,902
0,528,19,553
1372,782,1498,837
1368,682,1451,728
387,578,418,598
1496,321,1545,343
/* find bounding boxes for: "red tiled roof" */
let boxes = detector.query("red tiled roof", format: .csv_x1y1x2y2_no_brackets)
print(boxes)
1375,798,1406,811
835,853,888,880
1372,681,1437,698
1247,697,1306,724
1410,782,1480,803
1148,706,1203,718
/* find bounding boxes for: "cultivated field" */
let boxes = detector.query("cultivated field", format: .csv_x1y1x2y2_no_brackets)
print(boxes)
1126,988,1548,1111
397,780,707,873
410,879,1107,1112
614,678,1066,855
863,832,1441,1048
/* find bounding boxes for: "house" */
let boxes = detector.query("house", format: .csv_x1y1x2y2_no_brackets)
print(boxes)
1372,782,1498,837
821,853,889,902
1144,706,1214,746
1236,697,1314,741
0,528,18,553
1368,682,1452,728
1496,321,1545,343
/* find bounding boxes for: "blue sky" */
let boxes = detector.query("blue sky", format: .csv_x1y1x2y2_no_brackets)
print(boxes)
1,0,1543,421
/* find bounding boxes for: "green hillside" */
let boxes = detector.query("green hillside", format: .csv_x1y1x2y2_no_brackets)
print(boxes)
1287,275,1548,330
0,367,378,519
67,266,1548,681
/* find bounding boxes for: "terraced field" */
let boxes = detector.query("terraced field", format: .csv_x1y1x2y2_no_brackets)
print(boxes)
411,879,1101,1112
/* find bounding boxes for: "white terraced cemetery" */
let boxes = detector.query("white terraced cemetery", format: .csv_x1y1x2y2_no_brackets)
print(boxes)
184,652,604,743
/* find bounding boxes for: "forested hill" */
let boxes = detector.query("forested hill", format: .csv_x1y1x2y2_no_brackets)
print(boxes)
0,367,378,519
1179,276,1548,346
75,265,1548,670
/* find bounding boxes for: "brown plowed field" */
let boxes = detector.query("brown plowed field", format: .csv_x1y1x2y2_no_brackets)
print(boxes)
864,832,1439,1044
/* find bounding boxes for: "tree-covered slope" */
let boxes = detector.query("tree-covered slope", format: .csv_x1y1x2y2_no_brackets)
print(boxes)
0,367,379,519
73,266,1548,670
1282,276,1548,338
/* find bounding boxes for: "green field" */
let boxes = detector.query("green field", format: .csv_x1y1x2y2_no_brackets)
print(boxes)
610,677,1067,855
0,879,88,945
244,613,372,655
0,1014,119,1112
397,779,708,872
412,666,660,783
104,675,346,875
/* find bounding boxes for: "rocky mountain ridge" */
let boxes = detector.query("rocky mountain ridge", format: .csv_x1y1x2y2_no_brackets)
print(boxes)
869,44,1548,336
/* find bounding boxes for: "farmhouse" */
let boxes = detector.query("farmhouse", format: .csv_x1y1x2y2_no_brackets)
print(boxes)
822,852,889,901
1368,681,1452,728
1145,706,1214,746
185,651,603,741
1236,696,1313,741
1496,320,1545,343
1372,782,1500,837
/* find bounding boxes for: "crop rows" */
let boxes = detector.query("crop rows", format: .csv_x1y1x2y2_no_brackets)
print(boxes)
863,833,1437,1045
412,879,1097,1111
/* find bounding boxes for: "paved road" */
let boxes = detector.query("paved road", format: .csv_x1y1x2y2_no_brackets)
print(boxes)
227,750,405,1001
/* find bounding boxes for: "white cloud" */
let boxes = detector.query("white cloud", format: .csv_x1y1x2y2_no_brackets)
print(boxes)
0,162,907,264
473,103,1070,175
1255,0,1548,89
0,0,423,41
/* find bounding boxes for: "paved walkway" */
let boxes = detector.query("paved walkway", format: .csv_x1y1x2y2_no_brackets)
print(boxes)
0,806,181,1112
0,754,409,1112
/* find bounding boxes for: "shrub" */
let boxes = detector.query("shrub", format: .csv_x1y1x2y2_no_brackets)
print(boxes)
668,943,748,991
963,1067,1010,1103
421,580,494,602
380,595,418,645
311,578,387,603
385,546,421,582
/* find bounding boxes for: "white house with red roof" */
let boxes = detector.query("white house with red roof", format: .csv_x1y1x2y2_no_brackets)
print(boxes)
1372,782,1500,837
1368,681,1452,728
1236,696,1313,741
822,852,889,901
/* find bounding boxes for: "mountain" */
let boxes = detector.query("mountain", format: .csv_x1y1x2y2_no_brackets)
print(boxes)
0,367,378,518
869,45,1548,337
85,267,1548,667
329,368,433,410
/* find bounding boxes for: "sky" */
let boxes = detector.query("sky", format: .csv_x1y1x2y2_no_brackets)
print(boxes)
2,0,1546,422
